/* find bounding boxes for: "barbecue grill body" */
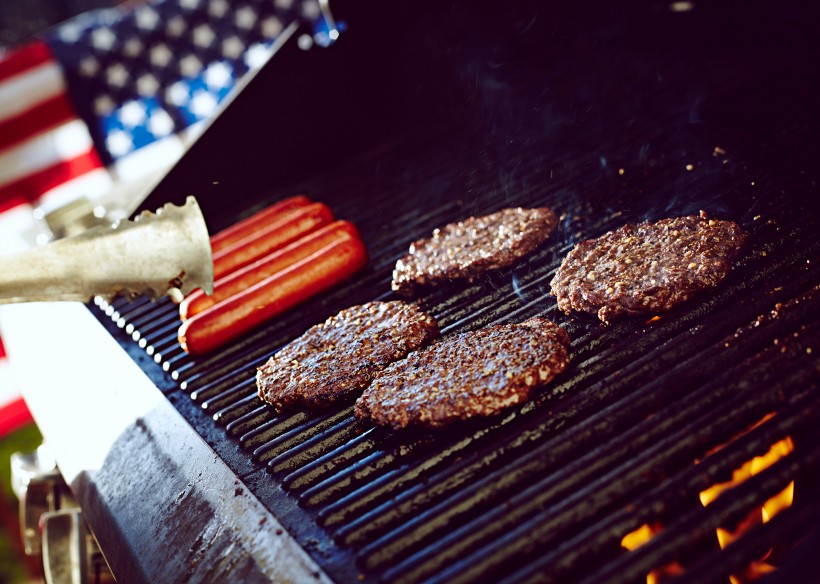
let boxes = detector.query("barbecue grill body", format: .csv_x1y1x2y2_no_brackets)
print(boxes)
3,0,820,582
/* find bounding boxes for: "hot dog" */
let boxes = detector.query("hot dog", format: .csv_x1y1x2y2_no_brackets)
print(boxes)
179,234,368,355
180,220,362,320
212,202,334,279
210,195,310,254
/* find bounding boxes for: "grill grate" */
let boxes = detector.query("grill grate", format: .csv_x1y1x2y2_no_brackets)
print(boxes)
90,137,820,581
87,0,820,581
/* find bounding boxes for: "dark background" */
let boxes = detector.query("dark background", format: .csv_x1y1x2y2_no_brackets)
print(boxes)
0,0,122,48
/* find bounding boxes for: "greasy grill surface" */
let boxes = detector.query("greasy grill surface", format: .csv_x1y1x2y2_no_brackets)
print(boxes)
89,1,819,582
92,145,820,582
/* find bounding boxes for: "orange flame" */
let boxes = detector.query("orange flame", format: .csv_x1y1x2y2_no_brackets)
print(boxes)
621,523,683,583
621,413,794,584
699,432,794,584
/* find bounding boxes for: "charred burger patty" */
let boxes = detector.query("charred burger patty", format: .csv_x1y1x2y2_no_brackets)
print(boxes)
257,301,439,412
355,317,571,430
392,207,558,297
550,214,747,323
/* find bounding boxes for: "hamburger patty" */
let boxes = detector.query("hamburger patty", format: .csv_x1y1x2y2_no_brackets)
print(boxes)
355,318,571,430
392,207,558,297
550,214,747,323
257,301,439,412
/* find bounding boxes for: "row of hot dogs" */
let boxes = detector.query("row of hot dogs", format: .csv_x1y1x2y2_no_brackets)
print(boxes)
176,196,368,355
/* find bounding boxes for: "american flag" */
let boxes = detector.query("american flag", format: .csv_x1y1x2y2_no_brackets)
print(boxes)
0,0,322,435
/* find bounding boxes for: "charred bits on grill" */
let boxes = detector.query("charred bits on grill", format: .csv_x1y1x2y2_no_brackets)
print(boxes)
550,213,747,323
355,318,571,430
257,301,439,412
391,207,558,297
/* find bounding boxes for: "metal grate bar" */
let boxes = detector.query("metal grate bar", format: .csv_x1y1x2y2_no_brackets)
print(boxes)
499,378,820,583
222,403,272,434
575,413,820,584
303,270,818,542
410,367,820,584
250,408,353,461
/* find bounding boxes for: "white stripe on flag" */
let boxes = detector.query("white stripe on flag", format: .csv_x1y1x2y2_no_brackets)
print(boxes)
112,132,185,184
0,119,94,186
37,167,115,214
0,61,66,124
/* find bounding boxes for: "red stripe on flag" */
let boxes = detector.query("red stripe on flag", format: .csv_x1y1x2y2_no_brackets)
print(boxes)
0,194,31,214
0,148,104,209
0,41,53,82
0,93,78,153
0,397,34,437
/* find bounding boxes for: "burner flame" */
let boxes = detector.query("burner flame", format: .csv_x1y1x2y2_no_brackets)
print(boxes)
621,413,794,583
698,413,794,584
621,523,683,584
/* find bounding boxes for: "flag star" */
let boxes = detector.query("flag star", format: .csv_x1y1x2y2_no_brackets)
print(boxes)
208,0,230,18
222,36,245,59
107,129,134,157
261,16,283,38
180,54,203,77
79,56,100,77
204,62,233,91
119,100,147,127
135,6,160,30
166,81,190,106
166,15,186,37
136,73,160,96
58,22,82,43
94,94,116,116
179,0,201,9
190,90,218,118
150,43,173,67
235,6,257,29
244,43,273,70
274,0,294,9
192,24,216,48
301,0,320,19
123,37,144,58
148,109,175,137
106,63,129,88
92,27,116,51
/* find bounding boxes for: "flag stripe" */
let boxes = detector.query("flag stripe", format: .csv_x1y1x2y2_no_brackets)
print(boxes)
0,40,53,81
0,93,78,153
0,194,30,215
0,149,103,208
36,167,113,214
0,120,94,186
0,61,65,124
0,397,34,437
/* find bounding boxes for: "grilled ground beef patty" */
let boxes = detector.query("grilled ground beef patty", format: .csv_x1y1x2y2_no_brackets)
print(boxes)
257,301,439,412
550,214,747,323
392,207,558,297
355,318,571,429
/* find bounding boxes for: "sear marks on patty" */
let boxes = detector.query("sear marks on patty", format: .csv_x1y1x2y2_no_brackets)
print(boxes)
550,214,748,323
392,207,558,297
355,318,571,430
257,301,439,413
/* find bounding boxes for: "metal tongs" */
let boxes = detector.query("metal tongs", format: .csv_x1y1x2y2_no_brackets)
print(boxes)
0,196,213,304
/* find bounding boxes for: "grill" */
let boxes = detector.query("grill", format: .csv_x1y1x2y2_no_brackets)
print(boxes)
58,0,820,582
